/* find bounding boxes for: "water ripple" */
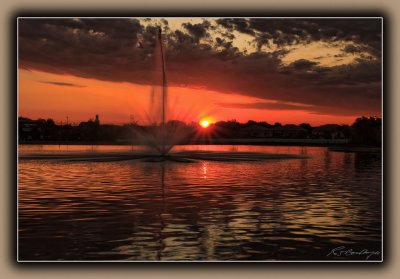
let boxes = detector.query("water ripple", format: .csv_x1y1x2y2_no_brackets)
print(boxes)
18,145,381,261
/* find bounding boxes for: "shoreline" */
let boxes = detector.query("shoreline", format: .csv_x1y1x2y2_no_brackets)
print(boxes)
18,139,348,146
18,139,381,151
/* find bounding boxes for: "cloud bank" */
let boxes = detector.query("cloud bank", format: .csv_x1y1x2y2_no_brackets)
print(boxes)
18,18,382,117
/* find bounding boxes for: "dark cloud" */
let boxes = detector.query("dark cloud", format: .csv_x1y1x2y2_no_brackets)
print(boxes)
215,18,234,30
230,18,255,35
39,81,86,87
343,44,361,53
182,21,211,42
217,101,313,111
247,18,381,56
307,19,382,55
290,59,319,70
217,99,377,116
18,18,382,118
216,18,255,35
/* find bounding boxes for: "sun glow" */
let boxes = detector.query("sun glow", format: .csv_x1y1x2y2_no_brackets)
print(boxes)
200,118,212,128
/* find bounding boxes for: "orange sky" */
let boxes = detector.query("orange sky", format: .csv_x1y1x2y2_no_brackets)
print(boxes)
18,69,359,126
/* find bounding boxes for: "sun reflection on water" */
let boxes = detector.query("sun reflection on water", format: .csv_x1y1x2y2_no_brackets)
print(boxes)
18,145,381,260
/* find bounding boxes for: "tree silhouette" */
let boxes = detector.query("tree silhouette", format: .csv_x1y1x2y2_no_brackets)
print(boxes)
351,116,381,146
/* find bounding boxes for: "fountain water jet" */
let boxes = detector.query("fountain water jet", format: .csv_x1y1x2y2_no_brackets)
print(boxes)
18,26,310,163
132,27,192,160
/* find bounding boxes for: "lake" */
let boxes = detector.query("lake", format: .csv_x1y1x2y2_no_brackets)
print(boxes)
18,145,382,261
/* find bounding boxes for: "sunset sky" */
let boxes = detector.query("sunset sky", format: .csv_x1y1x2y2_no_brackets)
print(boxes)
18,17,382,126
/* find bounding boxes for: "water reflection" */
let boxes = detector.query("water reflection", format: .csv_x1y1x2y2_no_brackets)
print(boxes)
18,145,381,261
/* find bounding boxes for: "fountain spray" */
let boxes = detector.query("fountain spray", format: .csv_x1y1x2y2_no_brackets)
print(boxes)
158,27,167,156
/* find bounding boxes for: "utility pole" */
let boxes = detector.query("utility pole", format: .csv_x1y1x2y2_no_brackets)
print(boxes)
66,116,69,125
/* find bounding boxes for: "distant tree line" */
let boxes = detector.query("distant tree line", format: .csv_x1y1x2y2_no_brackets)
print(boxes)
350,116,381,146
18,116,138,143
18,116,382,146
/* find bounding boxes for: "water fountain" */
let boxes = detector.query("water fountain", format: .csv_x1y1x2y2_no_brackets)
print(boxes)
19,27,309,163
130,27,309,163
130,27,189,161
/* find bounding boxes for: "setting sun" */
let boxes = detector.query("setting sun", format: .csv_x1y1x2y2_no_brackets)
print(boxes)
17,17,382,263
200,119,210,128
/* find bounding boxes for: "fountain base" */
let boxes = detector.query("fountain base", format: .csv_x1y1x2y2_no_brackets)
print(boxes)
19,150,309,163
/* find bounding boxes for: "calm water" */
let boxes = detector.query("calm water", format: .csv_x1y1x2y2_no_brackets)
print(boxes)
18,145,382,261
